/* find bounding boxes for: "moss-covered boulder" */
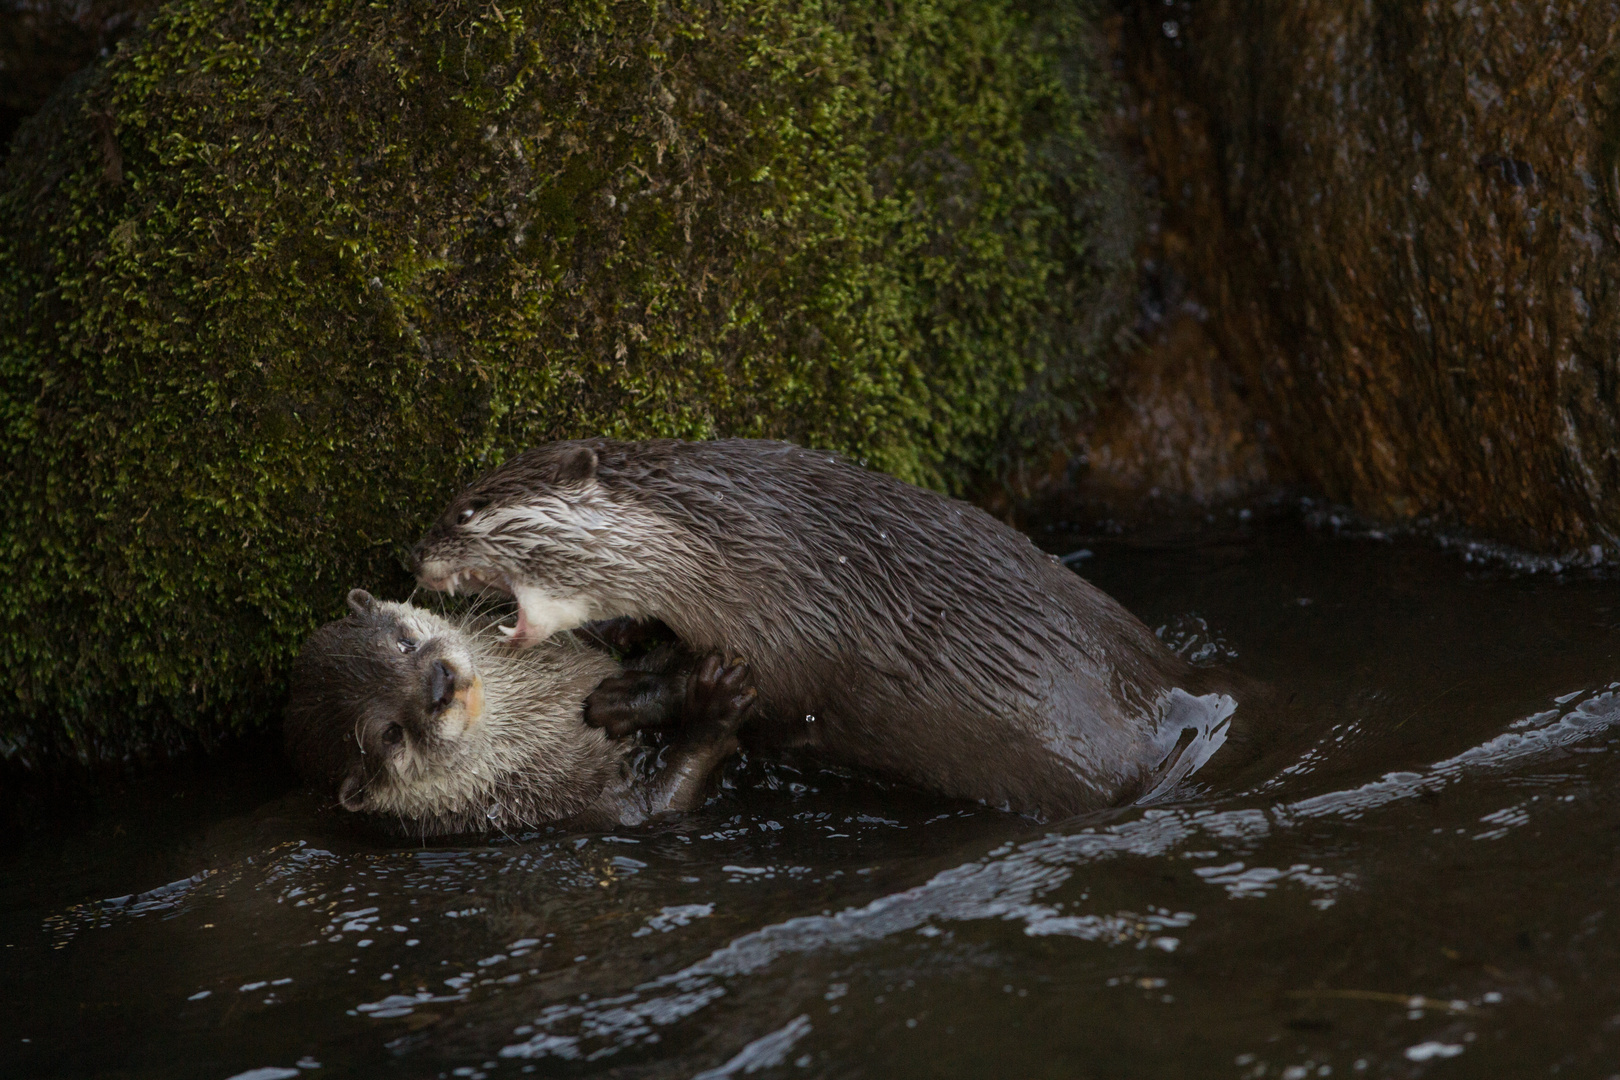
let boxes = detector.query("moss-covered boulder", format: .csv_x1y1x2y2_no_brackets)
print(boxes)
0,0,1132,767
1122,1,1620,555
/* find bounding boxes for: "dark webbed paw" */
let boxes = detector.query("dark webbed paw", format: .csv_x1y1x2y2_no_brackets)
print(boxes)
683,655,757,743
583,648,757,742
584,671,685,739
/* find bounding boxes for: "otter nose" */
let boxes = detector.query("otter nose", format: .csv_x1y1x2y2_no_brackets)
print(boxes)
338,774,367,812
428,659,458,712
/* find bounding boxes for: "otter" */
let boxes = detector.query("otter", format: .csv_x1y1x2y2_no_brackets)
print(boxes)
410,439,1237,819
283,590,756,837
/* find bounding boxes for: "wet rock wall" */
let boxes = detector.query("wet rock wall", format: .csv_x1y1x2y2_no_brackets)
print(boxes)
1119,0,1620,554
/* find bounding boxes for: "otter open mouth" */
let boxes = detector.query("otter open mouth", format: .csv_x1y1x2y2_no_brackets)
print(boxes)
425,567,512,599
418,566,572,646
418,566,535,643
499,606,535,644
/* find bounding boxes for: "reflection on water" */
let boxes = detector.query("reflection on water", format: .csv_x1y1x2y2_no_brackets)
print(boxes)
4,515,1620,1078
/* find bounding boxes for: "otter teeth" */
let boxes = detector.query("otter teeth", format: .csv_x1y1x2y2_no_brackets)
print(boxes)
498,606,533,643
438,568,512,599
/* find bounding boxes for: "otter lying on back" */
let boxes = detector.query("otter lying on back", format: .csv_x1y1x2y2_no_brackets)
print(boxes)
411,439,1236,819
284,590,754,836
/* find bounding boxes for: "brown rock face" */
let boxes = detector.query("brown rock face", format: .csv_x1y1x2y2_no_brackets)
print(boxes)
1122,1,1620,553
1082,312,1270,511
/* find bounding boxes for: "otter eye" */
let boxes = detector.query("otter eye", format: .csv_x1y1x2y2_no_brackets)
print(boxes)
396,638,418,654
381,723,404,746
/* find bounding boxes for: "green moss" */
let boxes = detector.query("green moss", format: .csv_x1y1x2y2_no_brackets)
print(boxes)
0,0,1132,767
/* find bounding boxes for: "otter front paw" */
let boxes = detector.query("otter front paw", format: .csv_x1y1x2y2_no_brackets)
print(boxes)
683,654,758,743
584,671,684,739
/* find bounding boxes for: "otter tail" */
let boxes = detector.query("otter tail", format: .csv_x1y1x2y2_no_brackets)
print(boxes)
1136,688,1237,804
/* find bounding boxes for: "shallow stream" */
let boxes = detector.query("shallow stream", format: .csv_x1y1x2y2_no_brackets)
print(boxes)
4,515,1619,1078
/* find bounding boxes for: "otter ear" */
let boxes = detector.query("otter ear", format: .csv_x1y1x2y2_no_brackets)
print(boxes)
347,589,376,618
554,445,598,484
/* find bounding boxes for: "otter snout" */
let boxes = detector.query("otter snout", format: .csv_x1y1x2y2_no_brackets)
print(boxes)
421,653,485,734
338,773,367,812
428,659,457,713
408,537,462,592
411,543,513,603
410,500,504,595
409,539,462,595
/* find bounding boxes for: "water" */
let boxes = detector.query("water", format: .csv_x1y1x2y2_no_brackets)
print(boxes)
5,515,1620,1079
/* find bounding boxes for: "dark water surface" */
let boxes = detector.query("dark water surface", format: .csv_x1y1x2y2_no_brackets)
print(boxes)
5,517,1620,1079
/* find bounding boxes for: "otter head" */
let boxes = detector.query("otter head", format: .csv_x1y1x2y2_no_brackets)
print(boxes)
411,442,654,647
284,589,489,816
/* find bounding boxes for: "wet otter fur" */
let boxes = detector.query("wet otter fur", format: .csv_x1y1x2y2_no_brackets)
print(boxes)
283,590,754,837
412,439,1237,819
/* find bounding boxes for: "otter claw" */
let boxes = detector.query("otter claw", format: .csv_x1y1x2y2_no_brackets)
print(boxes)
685,655,757,739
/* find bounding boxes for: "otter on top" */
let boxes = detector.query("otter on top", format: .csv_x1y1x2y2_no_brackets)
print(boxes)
412,438,1242,820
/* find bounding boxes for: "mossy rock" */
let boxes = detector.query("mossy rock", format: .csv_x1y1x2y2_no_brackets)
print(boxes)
0,0,1134,768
